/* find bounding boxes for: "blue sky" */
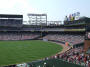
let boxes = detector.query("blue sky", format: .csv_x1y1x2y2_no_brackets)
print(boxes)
0,0,90,22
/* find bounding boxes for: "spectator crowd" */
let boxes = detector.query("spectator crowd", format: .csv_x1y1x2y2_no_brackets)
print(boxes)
43,34,84,46
50,47,90,67
0,32,40,40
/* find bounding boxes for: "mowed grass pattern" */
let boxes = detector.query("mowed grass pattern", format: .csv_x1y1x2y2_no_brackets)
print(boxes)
0,40,63,66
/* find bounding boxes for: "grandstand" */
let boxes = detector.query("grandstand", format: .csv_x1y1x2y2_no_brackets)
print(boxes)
0,14,90,67
0,14,23,27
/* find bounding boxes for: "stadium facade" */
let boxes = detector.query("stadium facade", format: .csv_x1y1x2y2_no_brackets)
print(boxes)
0,14,89,49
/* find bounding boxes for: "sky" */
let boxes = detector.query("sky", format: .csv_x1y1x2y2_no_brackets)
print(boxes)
0,0,90,24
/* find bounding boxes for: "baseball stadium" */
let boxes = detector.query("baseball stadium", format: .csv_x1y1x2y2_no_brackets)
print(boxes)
0,13,90,67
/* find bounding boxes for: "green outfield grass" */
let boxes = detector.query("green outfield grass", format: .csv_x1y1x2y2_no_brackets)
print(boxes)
0,40,63,66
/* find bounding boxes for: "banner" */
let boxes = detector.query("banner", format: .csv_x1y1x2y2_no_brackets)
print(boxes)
64,12,80,21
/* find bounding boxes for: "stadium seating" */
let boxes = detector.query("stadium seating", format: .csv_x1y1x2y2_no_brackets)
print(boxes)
51,46,90,67
0,32,40,40
43,34,84,46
